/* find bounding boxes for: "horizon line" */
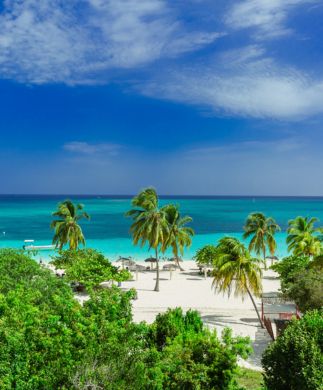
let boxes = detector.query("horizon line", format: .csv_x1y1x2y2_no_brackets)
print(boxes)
1,194,323,198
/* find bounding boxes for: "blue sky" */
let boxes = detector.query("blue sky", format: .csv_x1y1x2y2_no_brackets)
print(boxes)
1,0,323,195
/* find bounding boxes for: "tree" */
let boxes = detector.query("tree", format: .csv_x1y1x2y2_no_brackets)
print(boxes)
162,204,194,271
0,249,253,390
262,310,323,390
51,200,90,250
243,212,280,269
212,237,264,327
272,254,323,312
51,249,131,290
286,216,322,257
271,254,310,295
0,249,87,389
148,308,203,350
287,268,323,312
126,188,168,292
145,308,251,390
194,245,218,268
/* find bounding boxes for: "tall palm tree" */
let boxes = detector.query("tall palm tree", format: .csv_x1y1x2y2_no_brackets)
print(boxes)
243,212,280,269
126,188,168,292
162,204,194,271
287,216,323,257
212,237,264,327
51,200,90,250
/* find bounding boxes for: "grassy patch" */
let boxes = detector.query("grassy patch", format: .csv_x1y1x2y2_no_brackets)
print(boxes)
236,368,264,390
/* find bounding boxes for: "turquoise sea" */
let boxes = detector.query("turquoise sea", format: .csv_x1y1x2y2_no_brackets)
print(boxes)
1,195,323,261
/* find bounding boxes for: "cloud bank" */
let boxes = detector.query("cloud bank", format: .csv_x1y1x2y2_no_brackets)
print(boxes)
226,0,318,39
0,0,322,121
0,0,220,84
141,45,323,120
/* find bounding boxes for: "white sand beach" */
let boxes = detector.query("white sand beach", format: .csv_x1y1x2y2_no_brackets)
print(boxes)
118,260,293,371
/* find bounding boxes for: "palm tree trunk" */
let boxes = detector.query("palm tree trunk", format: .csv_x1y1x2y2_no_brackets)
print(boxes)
154,248,160,292
263,247,267,270
176,255,184,271
246,288,264,328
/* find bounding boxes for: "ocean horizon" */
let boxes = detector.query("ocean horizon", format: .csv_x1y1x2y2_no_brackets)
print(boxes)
1,194,323,261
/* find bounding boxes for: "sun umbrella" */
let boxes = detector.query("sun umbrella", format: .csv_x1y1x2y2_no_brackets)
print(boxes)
116,257,136,268
144,257,157,269
169,257,183,262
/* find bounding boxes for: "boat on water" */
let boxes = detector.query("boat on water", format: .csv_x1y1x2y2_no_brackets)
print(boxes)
23,240,55,251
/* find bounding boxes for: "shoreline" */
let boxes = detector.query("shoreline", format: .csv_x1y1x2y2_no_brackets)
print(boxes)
0,232,290,262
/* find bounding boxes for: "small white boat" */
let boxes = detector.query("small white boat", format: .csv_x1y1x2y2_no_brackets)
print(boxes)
23,240,55,251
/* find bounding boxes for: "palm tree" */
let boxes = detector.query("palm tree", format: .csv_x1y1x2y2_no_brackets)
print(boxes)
51,200,90,250
126,188,168,292
243,212,280,269
162,204,194,271
212,237,264,327
287,216,323,257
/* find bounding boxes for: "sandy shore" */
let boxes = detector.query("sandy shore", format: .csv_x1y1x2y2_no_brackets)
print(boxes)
119,260,282,370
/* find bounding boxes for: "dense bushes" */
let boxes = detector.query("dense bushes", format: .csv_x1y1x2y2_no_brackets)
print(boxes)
0,249,85,388
0,249,252,389
148,308,204,350
262,310,323,390
51,248,131,289
272,254,323,312
287,268,323,312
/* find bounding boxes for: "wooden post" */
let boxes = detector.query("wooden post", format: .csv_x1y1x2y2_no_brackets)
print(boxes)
204,267,207,279
136,269,138,281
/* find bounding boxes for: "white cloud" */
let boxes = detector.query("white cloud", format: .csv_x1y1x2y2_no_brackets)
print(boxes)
185,137,304,159
0,0,221,84
141,46,323,120
226,0,317,39
63,141,122,155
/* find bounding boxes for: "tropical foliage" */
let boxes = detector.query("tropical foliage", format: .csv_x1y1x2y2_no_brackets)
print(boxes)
194,244,218,268
145,308,251,390
0,249,251,390
126,188,194,290
271,254,310,294
287,268,323,312
162,204,194,270
126,188,168,291
262,310,323,390
286,216,323,257
212,237,263,326
51,199,90,250
272,254,323,312
0,249,86,388
243,212,280,268
51,249,131,290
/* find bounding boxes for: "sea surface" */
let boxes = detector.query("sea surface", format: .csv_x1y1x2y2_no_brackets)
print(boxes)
1,195,323,261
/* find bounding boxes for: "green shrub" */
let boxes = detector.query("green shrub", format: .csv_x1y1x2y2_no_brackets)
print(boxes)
148,308,203,350
272,255,323,312
194,245,218,267
0,249,86,389
262,310,323,390
51,248,131,289
271,255,310,294
287,268,323,312
0,249,252,390
146,308,251,390
153,327,251,390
